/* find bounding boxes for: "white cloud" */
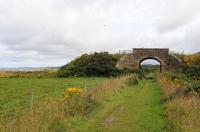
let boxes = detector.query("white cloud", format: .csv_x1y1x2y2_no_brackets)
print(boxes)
0,0,200,67
157,0,200,32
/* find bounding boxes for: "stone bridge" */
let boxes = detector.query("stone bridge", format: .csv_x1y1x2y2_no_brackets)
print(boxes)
116,48,183,72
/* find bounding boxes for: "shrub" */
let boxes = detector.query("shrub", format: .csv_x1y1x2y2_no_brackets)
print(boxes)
60,87,85,116
185,82,200,95
183,52,200,66
57,52,132,77
183,65,200,80
182,52,200,80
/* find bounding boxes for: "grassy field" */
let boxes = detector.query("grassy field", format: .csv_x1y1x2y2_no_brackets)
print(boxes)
2,72,199,131
0,77,106,116
0,76,128,131
0,75,166,132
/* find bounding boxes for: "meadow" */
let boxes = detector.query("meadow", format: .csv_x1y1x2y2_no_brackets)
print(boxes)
0,75,130,131
0,77,106,117
0,73,165,132
0,71,200,132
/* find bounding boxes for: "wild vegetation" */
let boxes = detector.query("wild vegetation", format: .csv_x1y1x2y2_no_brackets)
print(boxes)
156,51,200,132
173,51,200,80
0,77,106,117
0,73,166,132
57,52,131,77
0,76,130,131
157,72,200,132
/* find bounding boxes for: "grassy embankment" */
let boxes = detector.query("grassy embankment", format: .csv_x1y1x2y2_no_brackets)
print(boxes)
157,73,200,132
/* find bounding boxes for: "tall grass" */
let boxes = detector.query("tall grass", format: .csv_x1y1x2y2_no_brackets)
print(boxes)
164,96,200,132
157,75,183,101
0,76,129,132
157,74,200,132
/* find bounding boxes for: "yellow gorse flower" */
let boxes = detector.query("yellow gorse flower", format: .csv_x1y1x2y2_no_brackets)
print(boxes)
67,87,83,94
61,87,83,101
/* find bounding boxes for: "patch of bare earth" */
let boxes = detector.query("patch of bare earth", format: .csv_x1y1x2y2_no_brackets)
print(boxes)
101,106,125,126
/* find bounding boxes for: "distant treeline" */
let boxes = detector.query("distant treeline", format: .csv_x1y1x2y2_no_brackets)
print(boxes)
0,70,57,78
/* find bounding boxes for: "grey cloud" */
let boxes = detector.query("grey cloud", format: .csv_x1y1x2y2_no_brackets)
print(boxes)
0,0,200,67
157,0,200,33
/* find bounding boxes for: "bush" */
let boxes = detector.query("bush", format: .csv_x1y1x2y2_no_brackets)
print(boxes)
185,82,200,95
57,52,130,77
183,65,200,80
182,52,200,80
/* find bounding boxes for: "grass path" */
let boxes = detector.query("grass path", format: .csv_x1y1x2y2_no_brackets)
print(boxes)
76,79,164,132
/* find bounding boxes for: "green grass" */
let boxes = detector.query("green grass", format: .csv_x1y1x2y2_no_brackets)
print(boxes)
0,77,106,116
0,77,165,132
70,79,164,132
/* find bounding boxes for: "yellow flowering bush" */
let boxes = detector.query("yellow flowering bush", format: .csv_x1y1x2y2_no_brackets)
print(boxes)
61,87,83,101
184,53,200,66
67,88,83,94
60,87,85,116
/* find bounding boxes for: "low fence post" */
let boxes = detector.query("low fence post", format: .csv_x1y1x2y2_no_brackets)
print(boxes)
84,80,87,92
96,78,99,87
29,89,34,112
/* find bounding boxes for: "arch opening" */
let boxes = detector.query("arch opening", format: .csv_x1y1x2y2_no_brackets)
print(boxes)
139,57,161,76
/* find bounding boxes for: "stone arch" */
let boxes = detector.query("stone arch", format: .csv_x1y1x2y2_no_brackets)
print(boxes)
116,48,183,72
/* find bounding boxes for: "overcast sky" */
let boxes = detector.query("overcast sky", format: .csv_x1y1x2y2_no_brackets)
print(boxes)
0,0,200,67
